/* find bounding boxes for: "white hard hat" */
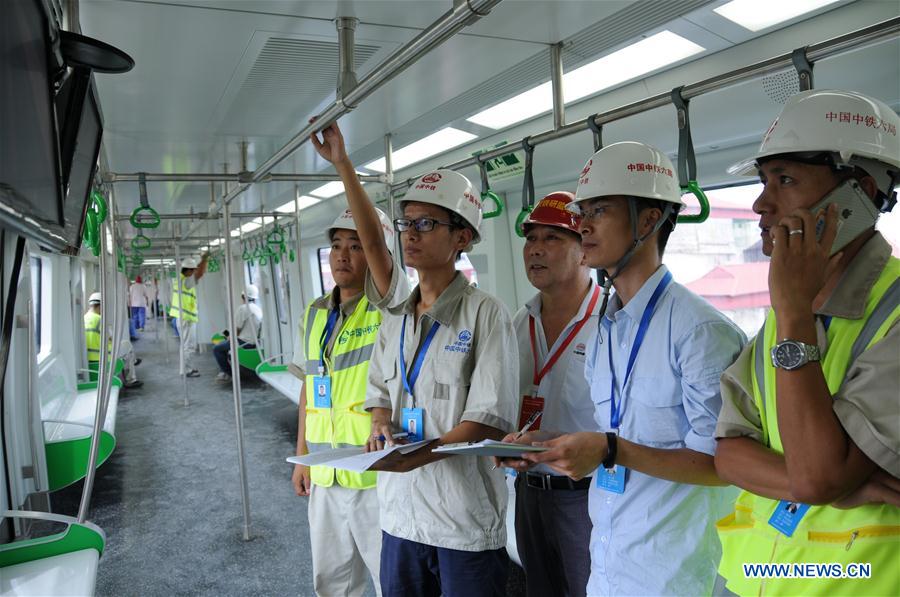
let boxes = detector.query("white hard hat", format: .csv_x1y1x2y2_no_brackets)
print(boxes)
729,89,900,196
244,284,259,300
327,207,396,254
181,257,199,269
570,142,684,213
88,292,102,304
402,170,482,248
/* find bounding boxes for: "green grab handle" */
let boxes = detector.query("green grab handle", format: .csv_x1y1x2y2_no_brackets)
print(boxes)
131,234,152,250
241,248,252,261
89,191,108,223
514,206,533,238
130,205,161,229
677,180,711,224
288,249,295,262
481,191,505,219
267,229,284,245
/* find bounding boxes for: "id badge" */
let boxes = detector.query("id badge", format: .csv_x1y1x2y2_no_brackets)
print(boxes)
402,407,424,442
518,394,545,431
768,500,810,537
596,465,626,494
312,375,332,408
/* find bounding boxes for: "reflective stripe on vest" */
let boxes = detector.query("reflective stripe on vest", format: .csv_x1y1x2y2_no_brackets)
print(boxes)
169,274,198,322
718,257,900,596
304,296,381,489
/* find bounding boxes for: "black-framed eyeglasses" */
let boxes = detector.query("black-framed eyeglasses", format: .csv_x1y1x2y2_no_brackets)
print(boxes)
393,217,453,233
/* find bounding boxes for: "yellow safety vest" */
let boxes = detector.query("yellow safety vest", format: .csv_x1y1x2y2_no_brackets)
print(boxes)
169,274,198,323
84,311,102,363
304,296,381,489
717,257,900,596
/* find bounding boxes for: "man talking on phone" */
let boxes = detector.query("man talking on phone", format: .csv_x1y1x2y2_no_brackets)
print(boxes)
714,90,900,596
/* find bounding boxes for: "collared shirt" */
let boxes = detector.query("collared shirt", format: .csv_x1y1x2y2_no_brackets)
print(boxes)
364,265,520,552
513,279,601,474
585,265,746,596
235,301,263,344
289,289,364,379
129,283,147,308
716,232,899,476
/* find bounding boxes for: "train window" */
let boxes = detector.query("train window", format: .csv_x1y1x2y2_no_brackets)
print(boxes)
404,253,479,288
29,256,51,360
317,248,335,296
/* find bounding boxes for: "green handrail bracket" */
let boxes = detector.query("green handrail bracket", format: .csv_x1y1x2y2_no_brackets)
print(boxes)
514,206,533,238
129,205,160,229
0,519,105,568
677,180,711,224
481,191,505,219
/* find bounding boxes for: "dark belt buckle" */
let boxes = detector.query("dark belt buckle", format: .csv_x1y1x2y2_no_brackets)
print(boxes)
525,472,551,491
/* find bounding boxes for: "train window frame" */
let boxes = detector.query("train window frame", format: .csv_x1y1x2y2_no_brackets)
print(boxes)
29,255,52,362
317,247,335,296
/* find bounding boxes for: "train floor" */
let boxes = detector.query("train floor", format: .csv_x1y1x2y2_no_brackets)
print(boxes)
52,316,526,596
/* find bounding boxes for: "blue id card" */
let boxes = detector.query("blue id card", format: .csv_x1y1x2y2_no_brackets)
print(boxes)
768,500,810,537
401,407,424,442
596,465,626,494
312,375,332,408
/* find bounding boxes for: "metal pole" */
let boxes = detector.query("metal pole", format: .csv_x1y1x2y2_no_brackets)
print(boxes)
179,0,502,242
292,185,305,309
390,16,900,192
223,200,253,541
384,133,397,255
101,191,123,428
336,17,359,100
103,172,384,184
550,42,565,130
115,212,288,222
173,231,187,406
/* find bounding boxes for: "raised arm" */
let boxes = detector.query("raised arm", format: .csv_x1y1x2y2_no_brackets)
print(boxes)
311,122,394,297
194,253,210,281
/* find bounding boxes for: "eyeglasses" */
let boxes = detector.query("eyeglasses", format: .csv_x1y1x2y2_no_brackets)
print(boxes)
393,217,454,233
578,205,607,222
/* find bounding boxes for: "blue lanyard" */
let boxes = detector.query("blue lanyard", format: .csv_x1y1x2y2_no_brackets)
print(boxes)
606,271,673,430
318,307,340,374
400,314,440,405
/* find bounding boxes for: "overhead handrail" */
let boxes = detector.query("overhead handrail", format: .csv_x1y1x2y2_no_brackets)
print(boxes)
791,46,815,91
515,138,536,238
671,86,710,224
477,158,505,219
130,173,161,229
130,233,152,250
587,115,603,152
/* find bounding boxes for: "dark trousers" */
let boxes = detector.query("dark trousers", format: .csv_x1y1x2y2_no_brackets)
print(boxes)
380,531,508,597
213,339,254,374
131,306,146,330
514,475,592,597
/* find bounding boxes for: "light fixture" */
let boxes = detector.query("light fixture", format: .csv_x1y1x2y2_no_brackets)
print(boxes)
713,0,841,32
276,195,320,212
364,128,479,173
466,31,705,130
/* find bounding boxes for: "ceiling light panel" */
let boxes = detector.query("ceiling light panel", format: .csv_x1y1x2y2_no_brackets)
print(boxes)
276,195,320,212
713,0,842,32
365,128,479,173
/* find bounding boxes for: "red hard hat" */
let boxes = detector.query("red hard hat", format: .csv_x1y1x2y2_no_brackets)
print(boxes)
135,275,142,283
522,191,581,234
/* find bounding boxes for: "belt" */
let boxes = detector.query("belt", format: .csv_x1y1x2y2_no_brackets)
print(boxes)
521,471,591,491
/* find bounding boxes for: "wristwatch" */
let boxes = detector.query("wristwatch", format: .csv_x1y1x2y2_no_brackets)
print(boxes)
770,339,820,370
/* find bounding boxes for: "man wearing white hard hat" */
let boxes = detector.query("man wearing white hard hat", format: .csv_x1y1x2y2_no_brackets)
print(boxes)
523,141,745,596
714,90,900,596
84,292,142,388
213,284,263,382
313,122,518,597
289,207,393,596
169,253,209,377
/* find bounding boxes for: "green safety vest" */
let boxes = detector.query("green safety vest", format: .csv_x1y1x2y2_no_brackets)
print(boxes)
304,296,381,489
169,274,198,322
717,257,900,596
84,310,102,363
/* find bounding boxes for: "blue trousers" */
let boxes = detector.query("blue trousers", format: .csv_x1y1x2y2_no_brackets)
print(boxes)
129,312,138,339
213,339,254,374
380,532,508,597
131,307,146,330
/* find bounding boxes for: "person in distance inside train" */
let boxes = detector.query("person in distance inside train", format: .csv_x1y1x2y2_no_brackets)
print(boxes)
713,89,900,596
213,284,263,382
289,207,394,597
521,142,746,596
492,192,600,597
169,253,208,377
144,276,158,318
312,122,519,597
129,275,148,333
84,292,142,389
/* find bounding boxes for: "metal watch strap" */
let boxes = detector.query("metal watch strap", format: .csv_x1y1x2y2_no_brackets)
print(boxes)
602,431,617,469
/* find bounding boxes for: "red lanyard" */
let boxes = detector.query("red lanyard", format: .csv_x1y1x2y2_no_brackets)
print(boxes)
528,285,600,389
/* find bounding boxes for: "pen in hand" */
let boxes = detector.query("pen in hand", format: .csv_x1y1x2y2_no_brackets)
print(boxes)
492,410,543,470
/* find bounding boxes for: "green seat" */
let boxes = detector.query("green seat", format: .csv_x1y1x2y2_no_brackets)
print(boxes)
237,347,263,371
44,428,116,492
0,512,105,570
86,358,125,382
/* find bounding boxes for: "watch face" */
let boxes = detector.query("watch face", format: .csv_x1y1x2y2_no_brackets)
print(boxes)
775,342,804,369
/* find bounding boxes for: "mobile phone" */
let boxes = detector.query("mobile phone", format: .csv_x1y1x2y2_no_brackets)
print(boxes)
810,179,879,255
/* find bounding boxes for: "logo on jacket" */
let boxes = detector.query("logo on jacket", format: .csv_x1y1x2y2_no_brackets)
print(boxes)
445,329,473,354
574,342,586,356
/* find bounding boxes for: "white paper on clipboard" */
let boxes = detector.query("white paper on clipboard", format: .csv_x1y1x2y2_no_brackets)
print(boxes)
432,439,548,457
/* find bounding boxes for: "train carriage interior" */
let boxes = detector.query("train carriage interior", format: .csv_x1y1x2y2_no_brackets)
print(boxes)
1,0,898,595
